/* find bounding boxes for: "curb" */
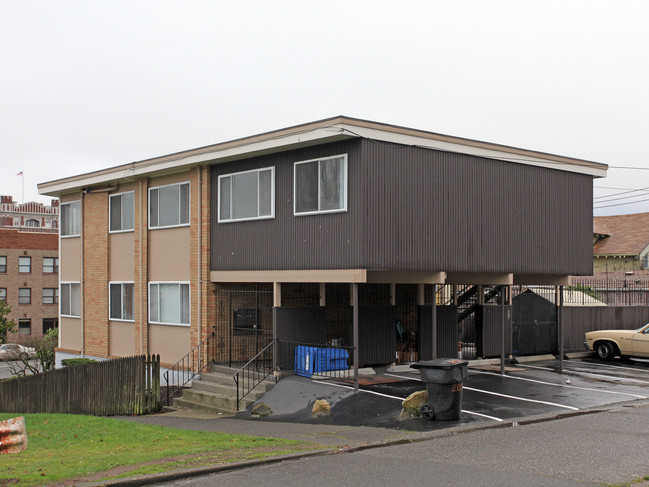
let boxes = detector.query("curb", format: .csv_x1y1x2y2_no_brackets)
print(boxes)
79,398,649,487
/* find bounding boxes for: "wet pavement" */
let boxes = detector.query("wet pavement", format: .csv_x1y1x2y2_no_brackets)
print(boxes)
233,354,649,430
111,355,649,487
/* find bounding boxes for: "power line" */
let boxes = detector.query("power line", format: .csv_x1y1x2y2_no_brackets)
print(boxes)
594,186,649,202
594,196,649,209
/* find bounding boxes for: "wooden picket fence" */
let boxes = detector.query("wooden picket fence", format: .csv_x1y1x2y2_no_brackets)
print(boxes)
0,355,160,416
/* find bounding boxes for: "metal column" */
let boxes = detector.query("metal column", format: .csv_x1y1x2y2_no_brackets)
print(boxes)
432,284,438,359
500,284,506,375
352,283,359,393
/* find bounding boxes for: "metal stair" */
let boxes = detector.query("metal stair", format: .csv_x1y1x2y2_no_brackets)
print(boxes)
172,364,275,415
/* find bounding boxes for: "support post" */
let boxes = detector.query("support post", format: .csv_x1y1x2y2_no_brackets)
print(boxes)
556,286,564,373
500,284,506,375
432,284,437,360
353,282,359,393
273,282,281,373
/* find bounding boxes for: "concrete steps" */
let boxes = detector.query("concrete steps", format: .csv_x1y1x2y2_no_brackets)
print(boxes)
172,365,275,414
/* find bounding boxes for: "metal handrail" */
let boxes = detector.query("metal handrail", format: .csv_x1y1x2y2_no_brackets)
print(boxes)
163,332,215,406
233,339,275,411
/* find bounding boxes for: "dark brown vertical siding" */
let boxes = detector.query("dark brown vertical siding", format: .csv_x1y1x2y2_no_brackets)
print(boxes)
211,138,593,275
211,140,364,270
360,141,593,274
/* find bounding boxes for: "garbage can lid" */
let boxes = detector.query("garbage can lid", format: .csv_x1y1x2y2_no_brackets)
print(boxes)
412,358,468,369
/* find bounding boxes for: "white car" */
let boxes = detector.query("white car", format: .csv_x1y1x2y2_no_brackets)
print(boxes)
0,343,36,361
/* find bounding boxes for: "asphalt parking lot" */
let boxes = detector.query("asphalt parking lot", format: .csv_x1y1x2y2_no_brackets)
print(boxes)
240,355,649,430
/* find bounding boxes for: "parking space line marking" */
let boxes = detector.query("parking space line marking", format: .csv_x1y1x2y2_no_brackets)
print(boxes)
321,380,504,422
573,362,649,374
470,370,647,399
461,410,504,422
563,370,649,385
517,364,555,371
386,374,579,411
463,387,579,410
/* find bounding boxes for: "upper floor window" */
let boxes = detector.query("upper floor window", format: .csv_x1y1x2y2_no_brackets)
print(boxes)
43,257,59,274
149,282,190,326
149,182,190,229
43,288,59,304
18,288,31,305
218,167,274,223
110,282,134,321
25,219,39,228
110,191,135,233
19,256,31,273
0,256,5,273
61,201,81,237
294,154,347,215
0,288,6,301
61,282,81,317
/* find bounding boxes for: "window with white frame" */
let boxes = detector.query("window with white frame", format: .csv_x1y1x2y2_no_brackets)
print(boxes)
0,256,5,273
149,182,190,229
43,257,58,274
43,288,59,304
148,282,190,325
18,288,31,304
110,282,134,321
61,201,81,237
294,154,347,215
0,288,6,301
110,191,135,232
19,256,31,273
218,167,274,222
61,282,81,317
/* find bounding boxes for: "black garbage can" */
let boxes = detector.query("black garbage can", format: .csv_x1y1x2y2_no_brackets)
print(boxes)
412,358,468,421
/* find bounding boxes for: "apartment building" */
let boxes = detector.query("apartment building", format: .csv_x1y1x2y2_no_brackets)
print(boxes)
38,117,607,369
0,229,59,342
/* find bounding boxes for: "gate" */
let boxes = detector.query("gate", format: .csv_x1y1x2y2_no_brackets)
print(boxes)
213,285,274,367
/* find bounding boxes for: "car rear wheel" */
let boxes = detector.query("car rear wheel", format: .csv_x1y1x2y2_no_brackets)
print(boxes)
596,341,615,361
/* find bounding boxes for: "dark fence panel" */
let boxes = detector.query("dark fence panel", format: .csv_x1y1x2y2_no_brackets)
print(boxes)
357,306,395,367
513,321,557,355
477,305,512,358
275,307,326,371
563,306,649,351
0,355,160,416
419,306,458,360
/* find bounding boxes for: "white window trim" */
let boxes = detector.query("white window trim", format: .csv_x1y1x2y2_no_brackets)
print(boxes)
217,166,275,223
148,281,191,327
60,281,81,318
293,153,348,216
61,201,81,238
109,191,135,234
148,182,191,230
109,281,135,322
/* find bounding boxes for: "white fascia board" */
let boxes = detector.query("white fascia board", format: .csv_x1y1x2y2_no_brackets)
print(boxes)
39,125,353,196
340,124,608,178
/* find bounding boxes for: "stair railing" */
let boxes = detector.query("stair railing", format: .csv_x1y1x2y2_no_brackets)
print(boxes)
233,339,275,411
164,332,216,406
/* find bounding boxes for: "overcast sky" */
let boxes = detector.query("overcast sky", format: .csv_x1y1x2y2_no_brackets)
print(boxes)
2,1,648,216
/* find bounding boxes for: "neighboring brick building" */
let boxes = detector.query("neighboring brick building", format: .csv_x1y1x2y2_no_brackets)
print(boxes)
0,195,59,231
0,229,59,343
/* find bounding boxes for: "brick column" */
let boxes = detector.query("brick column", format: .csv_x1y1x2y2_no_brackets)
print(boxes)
83,192,109,357
134,178,149,355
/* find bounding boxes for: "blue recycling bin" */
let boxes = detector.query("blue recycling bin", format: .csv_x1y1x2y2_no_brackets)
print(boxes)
294,346,349,377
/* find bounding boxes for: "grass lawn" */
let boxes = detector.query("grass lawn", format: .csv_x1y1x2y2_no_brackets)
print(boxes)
0,413,320,486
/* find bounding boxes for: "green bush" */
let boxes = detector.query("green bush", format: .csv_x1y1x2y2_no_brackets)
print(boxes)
61,358,97,367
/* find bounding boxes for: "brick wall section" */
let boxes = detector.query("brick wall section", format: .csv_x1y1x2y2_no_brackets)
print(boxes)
188,166,213,365
134,179,149,354
1,229,59,343
82,193,109,357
